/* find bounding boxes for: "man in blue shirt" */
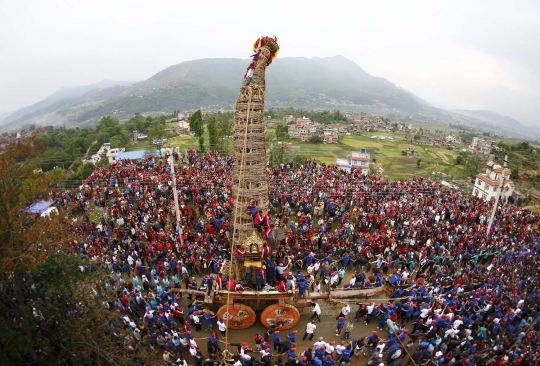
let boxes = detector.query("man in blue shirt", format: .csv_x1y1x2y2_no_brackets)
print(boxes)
281,347,297,362
297,280,309,300
206,333,221,353
287,330,297,344
203,310,214,331
341,345,353,365
335,317,345,336
271,330,282,352
323,354,335,366
315,346,325,360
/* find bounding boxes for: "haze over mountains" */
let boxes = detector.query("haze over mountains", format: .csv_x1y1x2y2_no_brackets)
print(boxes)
452,109,531,133
0,56,537,140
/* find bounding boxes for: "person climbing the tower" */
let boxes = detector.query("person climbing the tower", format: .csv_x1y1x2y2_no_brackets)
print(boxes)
235,245,245,266
250,50,260,66
244,63,254,86
253,210,263,232
247,200,257,218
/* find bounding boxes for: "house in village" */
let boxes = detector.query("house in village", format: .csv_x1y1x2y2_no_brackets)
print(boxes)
177,111,193,121
323,128,339,143
286,116,340,143
83,143,125,165
177,121,190,134
472,160,514,201
404,147,418,156
470,137,496,155
282,115,295,123
335,149,371,175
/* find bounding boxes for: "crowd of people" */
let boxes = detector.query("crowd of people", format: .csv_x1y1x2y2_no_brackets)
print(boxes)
48,149,540,365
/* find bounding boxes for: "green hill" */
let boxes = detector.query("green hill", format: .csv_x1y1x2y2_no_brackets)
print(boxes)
1,56,421,130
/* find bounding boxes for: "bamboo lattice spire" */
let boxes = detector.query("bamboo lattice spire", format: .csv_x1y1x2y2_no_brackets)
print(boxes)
231,38,279,246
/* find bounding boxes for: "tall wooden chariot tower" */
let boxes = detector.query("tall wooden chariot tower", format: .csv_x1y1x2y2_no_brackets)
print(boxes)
229,37,279,279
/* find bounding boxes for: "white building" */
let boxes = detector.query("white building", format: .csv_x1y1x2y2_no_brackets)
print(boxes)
83,143,125,165
472,160,514,201
177,111,193,121
470,137,494,155
335,149,370,175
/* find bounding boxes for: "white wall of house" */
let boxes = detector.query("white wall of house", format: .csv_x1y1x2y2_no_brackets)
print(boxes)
472,162,514,201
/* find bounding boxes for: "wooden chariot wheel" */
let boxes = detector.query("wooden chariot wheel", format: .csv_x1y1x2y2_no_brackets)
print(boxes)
260,303,300,330
216,304,256,330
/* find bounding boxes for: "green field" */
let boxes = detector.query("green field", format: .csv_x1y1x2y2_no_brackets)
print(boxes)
124,134,197,153
151,128,468,182
289,133,464,180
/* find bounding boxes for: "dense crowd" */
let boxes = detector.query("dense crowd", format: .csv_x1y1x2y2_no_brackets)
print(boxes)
49,150,540,365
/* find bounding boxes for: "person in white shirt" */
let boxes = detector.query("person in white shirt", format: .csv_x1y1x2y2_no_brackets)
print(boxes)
401,269,411,282
314,262,321,274
420,307,430,319
311,302,321,321
189,345,200,359
191,311,201,331
445,328,459,339
325,341,335,355
336,303,351,320
175,358,188,366
307,263,315,275
313,337,326,348
375,340,385,354
303,320,317,341
245,66,254,86
335,341,346,358
217,318,227,337
330,272,339,288
366,302,375,315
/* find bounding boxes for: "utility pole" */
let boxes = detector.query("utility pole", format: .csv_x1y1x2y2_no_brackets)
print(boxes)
169,152,183,245
487,152,508,236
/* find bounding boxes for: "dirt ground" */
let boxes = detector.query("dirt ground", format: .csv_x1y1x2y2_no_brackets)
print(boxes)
174,271,415,365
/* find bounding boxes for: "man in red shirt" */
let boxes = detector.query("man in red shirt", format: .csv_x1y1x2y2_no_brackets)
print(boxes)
253,211,263,232
235,245,245,266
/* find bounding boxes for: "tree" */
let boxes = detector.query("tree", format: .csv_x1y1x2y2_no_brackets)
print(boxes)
0,138,66,364
274,122,289,140
456,152,484,177
510,164,519,180
189,110,204,138
79,162,97,179
198,135,205,153
0,138,147,365
207,114,218,151
417,158,422,168
95,116,129,146
308,135,323,144
269,142,292,167
148,123,169,142
216,112,234,154
96,150,110,167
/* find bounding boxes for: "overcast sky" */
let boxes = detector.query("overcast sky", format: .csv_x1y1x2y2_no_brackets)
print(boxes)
1,0,539,125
